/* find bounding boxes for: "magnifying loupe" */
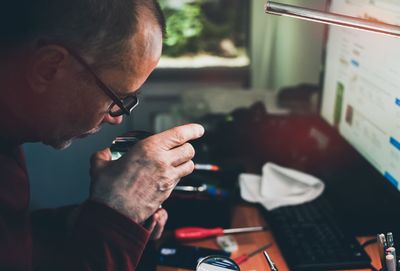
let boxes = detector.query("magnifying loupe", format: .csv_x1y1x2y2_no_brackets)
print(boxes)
110,131,153,160
196,256,240,271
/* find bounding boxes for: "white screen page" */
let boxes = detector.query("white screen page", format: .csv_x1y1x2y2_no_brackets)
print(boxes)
321,0,400,189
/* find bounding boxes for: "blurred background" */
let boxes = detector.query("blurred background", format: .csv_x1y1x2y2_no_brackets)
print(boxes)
25,0,327,210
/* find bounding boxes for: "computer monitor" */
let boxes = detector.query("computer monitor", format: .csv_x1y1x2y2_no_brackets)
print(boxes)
321,0,400,191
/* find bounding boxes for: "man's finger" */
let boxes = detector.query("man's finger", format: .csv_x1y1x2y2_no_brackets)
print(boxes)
90,148,112,170
169,143,196,167
175,160,195,179
150,209,168,240
143,216,156,232
155,124,204,150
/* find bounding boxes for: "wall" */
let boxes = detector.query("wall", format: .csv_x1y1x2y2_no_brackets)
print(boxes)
25,122,130,209
251,0,327,90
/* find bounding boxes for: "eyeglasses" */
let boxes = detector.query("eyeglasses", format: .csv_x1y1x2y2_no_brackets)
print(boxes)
67,49,139,117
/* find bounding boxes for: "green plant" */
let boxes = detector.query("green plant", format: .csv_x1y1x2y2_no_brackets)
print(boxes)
159,0,246,57
162,2,204,56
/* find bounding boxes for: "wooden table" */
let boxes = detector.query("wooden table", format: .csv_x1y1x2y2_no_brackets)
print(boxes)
157,204,382,271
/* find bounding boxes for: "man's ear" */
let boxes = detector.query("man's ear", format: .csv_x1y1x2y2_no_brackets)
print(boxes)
27,45,70,94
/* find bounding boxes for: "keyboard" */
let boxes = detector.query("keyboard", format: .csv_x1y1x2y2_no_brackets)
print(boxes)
263,196,371,270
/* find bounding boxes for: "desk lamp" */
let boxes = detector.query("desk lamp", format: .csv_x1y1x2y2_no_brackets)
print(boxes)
265,1,400,38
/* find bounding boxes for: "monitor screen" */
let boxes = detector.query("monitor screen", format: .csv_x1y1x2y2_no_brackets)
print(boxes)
321,0,400,190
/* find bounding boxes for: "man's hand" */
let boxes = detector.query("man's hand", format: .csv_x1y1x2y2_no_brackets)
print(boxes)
89,124,204,224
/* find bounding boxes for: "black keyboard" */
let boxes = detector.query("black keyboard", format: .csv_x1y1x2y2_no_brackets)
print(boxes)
263,196,371,270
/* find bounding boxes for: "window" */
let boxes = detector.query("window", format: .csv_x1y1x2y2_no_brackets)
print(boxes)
153,0,250,83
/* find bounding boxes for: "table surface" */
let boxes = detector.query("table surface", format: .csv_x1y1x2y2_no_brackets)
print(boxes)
157,204,382,271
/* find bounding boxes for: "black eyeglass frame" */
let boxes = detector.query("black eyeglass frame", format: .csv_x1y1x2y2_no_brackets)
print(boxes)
66,48,139,117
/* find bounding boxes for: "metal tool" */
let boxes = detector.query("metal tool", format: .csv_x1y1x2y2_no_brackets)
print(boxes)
234,243,273,264
174,184,208,192
263,249,278,271
265,1,400,38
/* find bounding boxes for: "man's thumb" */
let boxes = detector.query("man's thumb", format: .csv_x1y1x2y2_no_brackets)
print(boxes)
90,148,112,170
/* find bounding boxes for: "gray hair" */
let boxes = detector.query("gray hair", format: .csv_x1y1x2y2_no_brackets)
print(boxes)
0,0,165,66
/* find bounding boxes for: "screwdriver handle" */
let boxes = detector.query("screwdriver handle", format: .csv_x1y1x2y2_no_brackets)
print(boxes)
174,227,224,241
234,254,249,264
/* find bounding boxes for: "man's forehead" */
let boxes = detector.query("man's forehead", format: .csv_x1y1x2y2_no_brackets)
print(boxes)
101,8,163,95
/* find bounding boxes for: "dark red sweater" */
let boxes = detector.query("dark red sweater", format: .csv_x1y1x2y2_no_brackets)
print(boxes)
0,144,150,271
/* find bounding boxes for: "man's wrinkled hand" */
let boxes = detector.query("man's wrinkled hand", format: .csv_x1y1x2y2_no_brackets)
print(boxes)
89,123,204,224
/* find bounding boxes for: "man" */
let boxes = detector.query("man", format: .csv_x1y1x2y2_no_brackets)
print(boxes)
0,0,204,270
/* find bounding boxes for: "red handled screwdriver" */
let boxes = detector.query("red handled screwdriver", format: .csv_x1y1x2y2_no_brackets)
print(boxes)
234,243,273,265
174,226,268,241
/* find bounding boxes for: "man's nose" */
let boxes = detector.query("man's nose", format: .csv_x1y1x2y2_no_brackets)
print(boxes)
102,114,124,125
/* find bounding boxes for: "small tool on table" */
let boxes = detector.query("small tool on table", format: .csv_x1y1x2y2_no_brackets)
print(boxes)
263,249,278,271
233,243,273,264
174,226,268,241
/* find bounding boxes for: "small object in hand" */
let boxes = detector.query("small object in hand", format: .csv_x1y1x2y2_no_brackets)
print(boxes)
110,130,153,160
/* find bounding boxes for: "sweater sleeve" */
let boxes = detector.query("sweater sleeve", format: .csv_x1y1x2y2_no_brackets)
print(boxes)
31,201,150,271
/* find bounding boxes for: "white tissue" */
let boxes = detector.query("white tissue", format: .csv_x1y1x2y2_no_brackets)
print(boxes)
239,163,325,210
